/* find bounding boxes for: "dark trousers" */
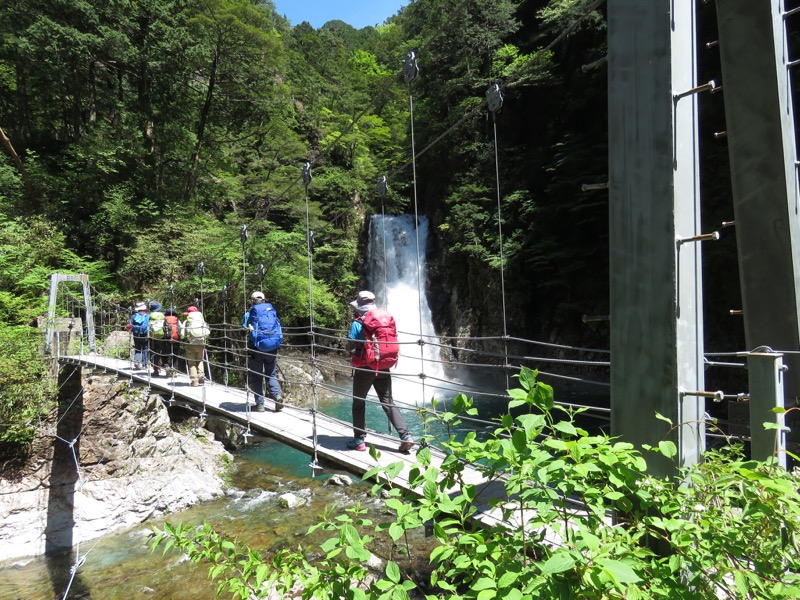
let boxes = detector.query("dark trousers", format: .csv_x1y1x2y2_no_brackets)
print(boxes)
352,368,409,439
248,349,281,403
133,335,148,366
151,338,167,369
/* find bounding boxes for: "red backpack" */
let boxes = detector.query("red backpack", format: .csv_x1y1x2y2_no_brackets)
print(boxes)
163,315,179,341
360,309,399,370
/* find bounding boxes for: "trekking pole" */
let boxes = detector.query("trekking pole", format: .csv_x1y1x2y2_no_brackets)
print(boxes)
204,347,213,385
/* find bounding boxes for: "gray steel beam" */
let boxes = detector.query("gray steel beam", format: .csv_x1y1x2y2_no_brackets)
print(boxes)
608,1,705,475
715,1,800,404
747,352,788,468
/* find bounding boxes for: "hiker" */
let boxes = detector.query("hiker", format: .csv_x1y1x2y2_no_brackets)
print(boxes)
148,301,166,376
180,305,209,387
345,290,414,453
242,291,283,412
126,301,150,369
162,306,181,376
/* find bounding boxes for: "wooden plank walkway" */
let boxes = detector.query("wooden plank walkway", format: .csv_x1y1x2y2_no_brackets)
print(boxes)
61,354,519,532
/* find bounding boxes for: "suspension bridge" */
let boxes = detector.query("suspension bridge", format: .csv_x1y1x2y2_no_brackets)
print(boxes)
14,1,800,596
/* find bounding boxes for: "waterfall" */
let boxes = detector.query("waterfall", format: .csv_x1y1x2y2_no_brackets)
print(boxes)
367,214,444,404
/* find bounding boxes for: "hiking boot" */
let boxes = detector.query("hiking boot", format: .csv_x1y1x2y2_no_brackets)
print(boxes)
398,433,414,453
346,438,367,451
134,363,143,369
198,377,205,385
254,404,266,412
152,368,161,377
190,379,199,387
274,398,284,412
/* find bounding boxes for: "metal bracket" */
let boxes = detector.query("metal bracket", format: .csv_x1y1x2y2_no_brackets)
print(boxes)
485,83,503,113
403,50,419,84
376,175,388,197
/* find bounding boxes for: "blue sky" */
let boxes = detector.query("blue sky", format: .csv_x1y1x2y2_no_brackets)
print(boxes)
273,0,409,30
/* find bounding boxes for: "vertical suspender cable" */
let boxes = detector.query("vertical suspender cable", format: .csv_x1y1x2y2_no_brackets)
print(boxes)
240,225,252,429
222,285,229,386
376,175,390,432
377,176,389,310
302,161,321,473
403,50,427,409
487,83,510,390
198,261,212,386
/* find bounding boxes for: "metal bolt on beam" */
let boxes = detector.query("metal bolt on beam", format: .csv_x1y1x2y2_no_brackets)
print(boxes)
680,389,725,402
581,55,608,72
674,80,717,101
730,309,743,316
706,40,719,49
676,231,720,245
581,181,609,192
721,220,735,228
582,315,610,323
784,6,800,18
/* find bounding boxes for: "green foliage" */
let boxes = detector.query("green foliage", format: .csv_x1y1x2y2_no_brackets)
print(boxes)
0,325,54,450
152,368,800,598
0,213,111,323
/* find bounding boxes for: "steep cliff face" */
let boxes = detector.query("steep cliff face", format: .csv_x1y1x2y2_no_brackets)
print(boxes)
0,367,232,562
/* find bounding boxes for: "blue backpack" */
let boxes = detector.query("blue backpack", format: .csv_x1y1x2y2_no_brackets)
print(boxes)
131,312,150,336
248,303,283,351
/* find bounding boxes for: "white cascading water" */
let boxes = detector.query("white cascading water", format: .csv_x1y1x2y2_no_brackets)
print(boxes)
367,214,445,405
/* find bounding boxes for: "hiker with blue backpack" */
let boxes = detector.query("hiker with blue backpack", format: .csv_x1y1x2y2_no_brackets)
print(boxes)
126,301,150,369
345,290,414,453
242,291,283,412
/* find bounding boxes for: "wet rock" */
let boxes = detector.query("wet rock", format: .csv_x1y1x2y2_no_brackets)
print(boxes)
325,473,354,487
0,368,232,562
277,492,307,509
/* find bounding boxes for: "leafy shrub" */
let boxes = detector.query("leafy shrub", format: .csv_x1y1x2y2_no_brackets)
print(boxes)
0,324,55,453
152,367,800,598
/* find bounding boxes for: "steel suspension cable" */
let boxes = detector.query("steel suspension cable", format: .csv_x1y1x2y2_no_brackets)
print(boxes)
403,51,428,414
488,84,510,390
302,162,322,473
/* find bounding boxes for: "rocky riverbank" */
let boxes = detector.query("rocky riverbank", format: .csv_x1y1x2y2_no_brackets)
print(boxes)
0,366,232,562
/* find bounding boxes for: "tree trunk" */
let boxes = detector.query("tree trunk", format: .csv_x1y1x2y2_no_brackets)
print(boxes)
183,43,219,202
0,126,34,197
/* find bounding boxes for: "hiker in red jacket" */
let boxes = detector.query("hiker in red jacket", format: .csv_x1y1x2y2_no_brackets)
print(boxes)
344,291,414,453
